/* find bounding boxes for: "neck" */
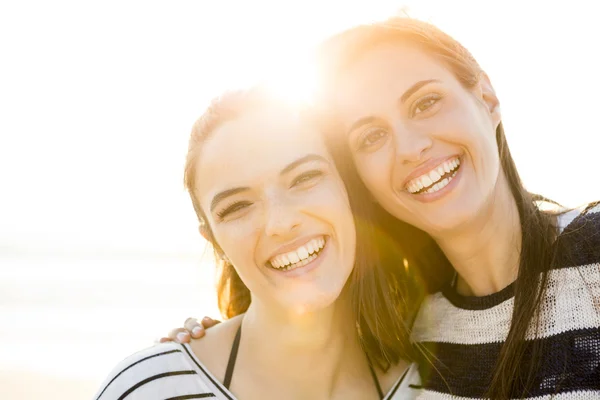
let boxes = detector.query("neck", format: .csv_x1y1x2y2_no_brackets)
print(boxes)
435,172,522,296
241,294,365,388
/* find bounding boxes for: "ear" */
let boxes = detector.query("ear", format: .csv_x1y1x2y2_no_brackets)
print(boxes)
477,72,501,129
198,223,211,242
198,223,230,263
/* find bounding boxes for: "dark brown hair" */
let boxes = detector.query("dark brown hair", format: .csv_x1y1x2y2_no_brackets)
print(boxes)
183,87,417,370
315,17,561,399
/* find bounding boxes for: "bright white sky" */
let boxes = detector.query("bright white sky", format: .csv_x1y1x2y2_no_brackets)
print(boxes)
1,0,599,256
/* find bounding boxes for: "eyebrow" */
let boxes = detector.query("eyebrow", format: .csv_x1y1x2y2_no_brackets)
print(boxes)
400,79,440,103
346,79,440,135
280,154,328,175
209,154,327,212
347,116,378,135
210,187,250,212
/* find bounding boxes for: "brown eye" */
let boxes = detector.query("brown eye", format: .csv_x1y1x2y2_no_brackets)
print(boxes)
216,201,252,219
291,170,323,188
413,95,441,116
359,128,388,149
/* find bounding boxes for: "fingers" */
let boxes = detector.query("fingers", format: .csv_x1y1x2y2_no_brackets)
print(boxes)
176,331,191,343
165,327,190,343
201,316,221,329
155,316,221,345
184,318,206,339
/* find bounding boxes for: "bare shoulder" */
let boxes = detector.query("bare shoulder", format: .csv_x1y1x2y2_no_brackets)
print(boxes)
188,314,244,382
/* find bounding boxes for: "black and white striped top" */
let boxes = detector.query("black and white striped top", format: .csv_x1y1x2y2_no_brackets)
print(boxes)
94,341,420,399
411,203,600,399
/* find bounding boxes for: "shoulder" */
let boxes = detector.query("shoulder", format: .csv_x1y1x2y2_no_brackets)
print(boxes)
555,201,600,268
556,201,600,234
188,314,244,383
93,342,213,400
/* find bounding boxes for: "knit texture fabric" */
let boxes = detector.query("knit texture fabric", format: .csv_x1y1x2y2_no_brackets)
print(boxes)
411,203,600,399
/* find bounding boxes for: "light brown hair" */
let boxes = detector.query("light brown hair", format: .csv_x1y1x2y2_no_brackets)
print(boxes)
183,87,417,370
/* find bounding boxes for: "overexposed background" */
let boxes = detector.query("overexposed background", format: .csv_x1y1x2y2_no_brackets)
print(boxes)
1,1,598,398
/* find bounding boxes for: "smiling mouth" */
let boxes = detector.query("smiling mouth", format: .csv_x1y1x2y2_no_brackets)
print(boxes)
406,157,461,195
267,236,327,272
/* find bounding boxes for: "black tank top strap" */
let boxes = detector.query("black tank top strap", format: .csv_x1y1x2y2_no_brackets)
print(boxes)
223,323,383,399
366,353,384,399
223,324,242,389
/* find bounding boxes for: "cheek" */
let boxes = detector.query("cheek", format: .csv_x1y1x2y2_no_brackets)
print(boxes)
457,118,501,182
212,222,260,271
301,180,356,239
306,181,352,218
353,150,393,196
453,98,499,155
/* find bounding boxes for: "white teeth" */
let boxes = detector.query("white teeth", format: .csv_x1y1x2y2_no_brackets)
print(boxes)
283,253,318,271
288,252,300,264
297,246,308,260
429,170,441,183
421,175,433,187
424,173,456,194
406,157,461,194
269,237,326,270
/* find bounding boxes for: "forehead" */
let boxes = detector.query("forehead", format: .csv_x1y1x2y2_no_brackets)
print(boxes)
195,107,329,197
332,42,455,122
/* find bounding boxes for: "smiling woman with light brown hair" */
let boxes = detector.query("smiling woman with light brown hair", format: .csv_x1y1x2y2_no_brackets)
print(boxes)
94,87,418,400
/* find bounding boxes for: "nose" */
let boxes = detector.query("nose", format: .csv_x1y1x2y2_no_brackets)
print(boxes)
392,120,433,164
263,197,301,238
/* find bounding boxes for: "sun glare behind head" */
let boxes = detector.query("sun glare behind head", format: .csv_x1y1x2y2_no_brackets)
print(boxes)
261,56,318,107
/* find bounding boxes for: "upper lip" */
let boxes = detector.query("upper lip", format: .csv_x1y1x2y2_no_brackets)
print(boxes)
402,155,460,189
265,234,326,263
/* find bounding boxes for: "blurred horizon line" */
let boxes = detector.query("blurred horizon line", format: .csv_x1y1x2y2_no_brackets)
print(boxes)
0,243,210,261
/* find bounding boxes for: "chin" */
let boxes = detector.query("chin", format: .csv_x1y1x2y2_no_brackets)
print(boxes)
429,205,481,233
283,290,343,314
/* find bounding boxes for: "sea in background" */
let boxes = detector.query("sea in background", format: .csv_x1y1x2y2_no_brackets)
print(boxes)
0,251,220,399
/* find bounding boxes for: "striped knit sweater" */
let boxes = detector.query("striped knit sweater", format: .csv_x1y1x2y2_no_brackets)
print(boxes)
410,203,600,399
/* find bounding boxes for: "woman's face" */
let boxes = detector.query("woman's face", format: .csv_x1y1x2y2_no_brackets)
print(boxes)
194,106,356,313
330,42,502,236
